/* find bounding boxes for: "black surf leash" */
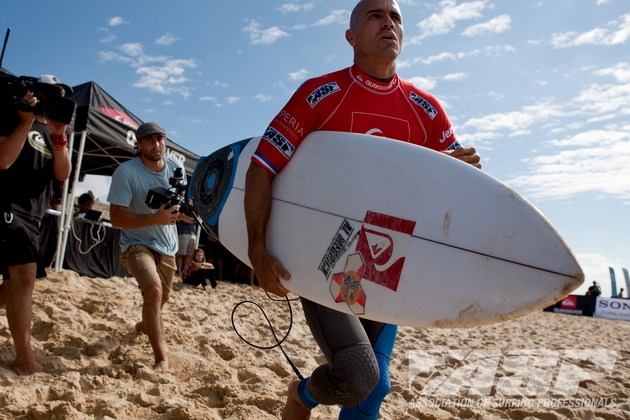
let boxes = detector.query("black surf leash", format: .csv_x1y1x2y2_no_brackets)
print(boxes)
231,291,304,380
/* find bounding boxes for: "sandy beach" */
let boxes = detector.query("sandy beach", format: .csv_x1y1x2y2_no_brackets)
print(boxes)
0,269,628,419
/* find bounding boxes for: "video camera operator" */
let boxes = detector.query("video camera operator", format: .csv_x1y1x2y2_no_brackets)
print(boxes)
0,75,73,375
107,121,193,373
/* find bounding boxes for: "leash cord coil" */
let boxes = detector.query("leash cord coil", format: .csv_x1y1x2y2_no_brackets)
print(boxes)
231,291,304,380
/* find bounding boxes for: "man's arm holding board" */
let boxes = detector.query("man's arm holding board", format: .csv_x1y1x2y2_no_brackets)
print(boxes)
244,162,291,297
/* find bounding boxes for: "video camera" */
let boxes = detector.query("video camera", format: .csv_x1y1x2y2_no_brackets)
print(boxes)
145,167,196,217
0,73,76,125
0,28,76,125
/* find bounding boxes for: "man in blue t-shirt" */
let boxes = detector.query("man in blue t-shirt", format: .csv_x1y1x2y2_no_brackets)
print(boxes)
108,122,188,373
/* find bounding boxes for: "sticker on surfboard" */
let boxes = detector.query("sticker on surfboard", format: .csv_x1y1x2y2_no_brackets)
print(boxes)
325,211,416,314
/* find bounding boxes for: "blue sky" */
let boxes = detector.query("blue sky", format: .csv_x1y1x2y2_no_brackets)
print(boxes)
2,0,629,296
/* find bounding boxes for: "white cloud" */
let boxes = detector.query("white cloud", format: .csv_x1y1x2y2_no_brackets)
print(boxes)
507,130,630,201
243,20,290,45
463,100,566,133
108,16,128,26
594,62,630,82
99,43,197,98
199,96,216,102
487,91,504,100
573,82,630,115
120,43,144,57
508,130,531,137
416,0,489,39
407,76,437,90
215,81,229,87
226,97,240,105
461,62,630,201
155,33,180,46
460,61,630,153
461,14,511,37
98,50,134,65
278,2,315,13
313,10,350,26
596,0,611,4
255,94,273,102
289,68,309,81
100,35,116,43
549,13,630,48
134,58,198,97
442,72,469,81
401,45,514,66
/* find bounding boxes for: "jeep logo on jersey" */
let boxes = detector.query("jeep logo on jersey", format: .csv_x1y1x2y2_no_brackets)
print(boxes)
306,82,340,108
263,126,295,159
356,211,416,292
410,92,438,120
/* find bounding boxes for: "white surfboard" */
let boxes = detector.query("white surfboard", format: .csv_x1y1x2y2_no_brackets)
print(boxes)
189,132,583,328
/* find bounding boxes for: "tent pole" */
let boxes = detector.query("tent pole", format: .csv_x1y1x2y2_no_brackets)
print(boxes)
54,132,76,272
58,130,88,272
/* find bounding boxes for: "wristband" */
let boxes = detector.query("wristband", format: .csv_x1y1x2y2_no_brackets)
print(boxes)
50,133,68,151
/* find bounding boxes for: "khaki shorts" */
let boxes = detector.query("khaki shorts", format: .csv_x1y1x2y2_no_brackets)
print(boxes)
121,244,176,295
177,233,197,256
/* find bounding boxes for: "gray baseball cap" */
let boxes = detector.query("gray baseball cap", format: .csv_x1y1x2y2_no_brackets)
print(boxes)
38,74,73,96
136,122,166,140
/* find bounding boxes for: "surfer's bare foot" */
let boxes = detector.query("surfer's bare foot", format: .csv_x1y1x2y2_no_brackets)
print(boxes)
282,379,311,420
135,321,146,334
153,359,169,373
11,360,40,376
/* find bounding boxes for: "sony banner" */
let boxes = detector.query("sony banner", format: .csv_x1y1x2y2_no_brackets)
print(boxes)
594,297,630,322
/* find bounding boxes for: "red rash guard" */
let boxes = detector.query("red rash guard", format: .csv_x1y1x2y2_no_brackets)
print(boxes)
252,65,460,175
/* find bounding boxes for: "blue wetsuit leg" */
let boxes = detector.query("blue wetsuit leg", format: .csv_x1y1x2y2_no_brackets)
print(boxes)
339,323,398,419
298,298,380,408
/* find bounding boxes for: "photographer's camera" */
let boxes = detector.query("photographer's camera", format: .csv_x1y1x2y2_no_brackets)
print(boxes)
145,168,195,216
0,73,76,125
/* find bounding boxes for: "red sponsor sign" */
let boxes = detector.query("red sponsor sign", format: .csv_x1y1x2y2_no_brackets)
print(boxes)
560,295,578,309
100,108,139,129
355,211,416,292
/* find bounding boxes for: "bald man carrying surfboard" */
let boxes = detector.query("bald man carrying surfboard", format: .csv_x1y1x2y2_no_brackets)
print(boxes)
244,1,481,419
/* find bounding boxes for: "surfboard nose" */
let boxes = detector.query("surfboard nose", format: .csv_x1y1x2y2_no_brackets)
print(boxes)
189,138,252,240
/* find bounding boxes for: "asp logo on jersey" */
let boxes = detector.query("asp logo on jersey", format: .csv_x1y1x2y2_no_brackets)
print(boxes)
263,126,295,159
410,92,438,120
307,82,341,108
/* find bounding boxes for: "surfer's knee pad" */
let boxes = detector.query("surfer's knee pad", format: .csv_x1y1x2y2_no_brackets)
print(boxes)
339,353,392,419
332,343,380,407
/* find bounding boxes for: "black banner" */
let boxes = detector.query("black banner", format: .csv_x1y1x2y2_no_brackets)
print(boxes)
40,214,129,278
543,294,596,317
